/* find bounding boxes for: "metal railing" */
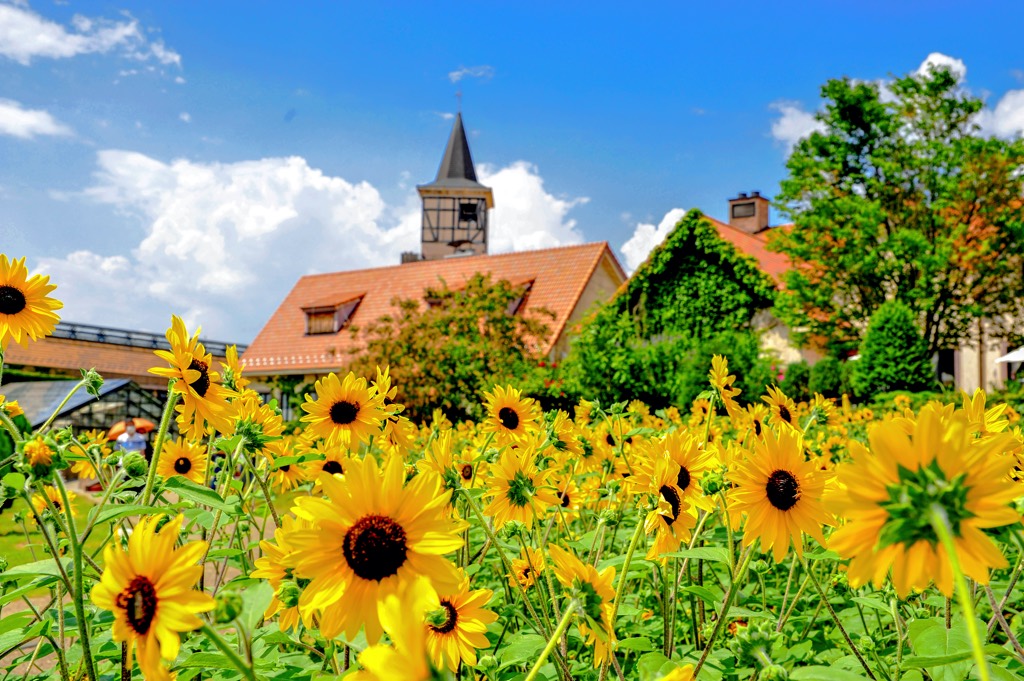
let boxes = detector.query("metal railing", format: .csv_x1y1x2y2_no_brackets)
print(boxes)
50,321,246,357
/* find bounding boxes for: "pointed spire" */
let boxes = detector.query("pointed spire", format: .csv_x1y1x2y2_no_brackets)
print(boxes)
434,113,479,184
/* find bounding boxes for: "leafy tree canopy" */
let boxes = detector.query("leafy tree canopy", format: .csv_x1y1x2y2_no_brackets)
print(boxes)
349,273,552,422
772,65,1024,357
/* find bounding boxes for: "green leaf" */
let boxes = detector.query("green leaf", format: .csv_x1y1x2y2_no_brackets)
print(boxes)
902,644,1011,669
498,633,546,668
0,557,72,581
616,637,654,652
89,503,162,526
850,595,892,615
163,476,237,513
791,667,870,681
176,652,239,670
0,578,59,606
662,547,730,563
679,585,719,604
2,472,25,489
241,580,275,630
906,617,980,681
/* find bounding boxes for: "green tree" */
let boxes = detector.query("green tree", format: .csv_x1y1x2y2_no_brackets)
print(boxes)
772,65,1024,357
349,274,552,422
853,300,936,396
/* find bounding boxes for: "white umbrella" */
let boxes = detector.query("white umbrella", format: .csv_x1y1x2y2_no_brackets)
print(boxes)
996,346,1024,364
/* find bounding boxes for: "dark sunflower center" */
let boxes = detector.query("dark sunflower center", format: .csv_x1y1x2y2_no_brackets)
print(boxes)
280,464,291,472
676,466,691,492
116,576,158,635
460,464,473,480
560,491,571,508
322,460,343,475
173,457,192,474
330,400,359,425
343,514,408,582
605,434,615,446
753,420,762,436
659,485,682,525
429,599,460,635
498,407,520,430
766,470,800,511
0,285,26,315
187,358,211,398
778,405,792,424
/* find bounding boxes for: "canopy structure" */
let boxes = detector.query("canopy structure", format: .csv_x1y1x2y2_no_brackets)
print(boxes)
996,346,1024,364
0,379,165,431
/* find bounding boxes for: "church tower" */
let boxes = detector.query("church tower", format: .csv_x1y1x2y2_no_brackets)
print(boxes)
415,113,494,260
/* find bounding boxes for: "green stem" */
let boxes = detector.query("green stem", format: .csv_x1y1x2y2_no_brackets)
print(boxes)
597,518,646,680
239,443,281,528
200,623,257,681
54,476,98,681
140,384,179,506
37,379,86,434
800,555,876,680
692,546,755,677
0,410,22,444
525,601,578,681
929,504,990,681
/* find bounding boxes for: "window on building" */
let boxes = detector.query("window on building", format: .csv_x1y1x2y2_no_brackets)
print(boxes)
303,296,362,335
506,281,534,316
459,201,479,223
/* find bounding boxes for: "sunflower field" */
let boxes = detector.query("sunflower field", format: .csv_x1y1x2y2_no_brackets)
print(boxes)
2,255,1024,681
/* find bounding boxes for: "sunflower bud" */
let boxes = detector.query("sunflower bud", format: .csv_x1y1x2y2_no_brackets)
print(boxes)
751,559,771,575
122,453,148,479
700,471,726,496
830,573,849,595
499,521,527,541
425,607,449,628
858,635,876,653
277,581,302,609
0,556,9,572
478,654,497,671
80,369,104,398
762,664,789,681
214,591,244,624
599,508,621,527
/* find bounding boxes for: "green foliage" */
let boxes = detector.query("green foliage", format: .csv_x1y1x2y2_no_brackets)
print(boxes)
562,209,777,407
853,301,936,396
780,360,811,402
616,209,776,339
772,65,1024,356
351,273,552,422
808,356,843,399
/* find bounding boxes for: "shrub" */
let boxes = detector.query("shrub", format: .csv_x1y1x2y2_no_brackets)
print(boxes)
781,360,812,401
853,300,936,397
809,356,843,399
673,331,776,406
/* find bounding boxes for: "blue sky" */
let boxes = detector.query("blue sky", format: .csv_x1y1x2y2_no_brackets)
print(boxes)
3,0,1024,341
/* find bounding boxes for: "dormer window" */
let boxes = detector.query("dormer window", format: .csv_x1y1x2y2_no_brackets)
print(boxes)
303,296,362,335
506,281,533,316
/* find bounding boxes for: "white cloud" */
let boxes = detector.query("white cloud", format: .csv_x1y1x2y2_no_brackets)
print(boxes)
179,112,191,123
0,99,71,138
917,52,967,81
41,152,585,339
448,65,494,83
977,89,1024,138
434,111,455,121
175,76,186,84
0,2,180,67
620,208,687,272
478,161,587,252
769,101,825,150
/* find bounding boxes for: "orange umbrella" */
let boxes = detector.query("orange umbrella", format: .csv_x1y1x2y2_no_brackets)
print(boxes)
107,417,157,440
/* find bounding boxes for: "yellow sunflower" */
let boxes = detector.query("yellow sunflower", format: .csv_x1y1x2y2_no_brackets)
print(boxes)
68,429,111,479
300,371,385,447
635,431,716,513
301,441,352,487
728,427,832,562
481,384,541,446
251,515,315,632
642,458,697,561
32,485,76,519
156,437,208,485
288,455,464,643
709,354,741,418
425,571,498,671
960,388,1010,437
352,577,437,681
0,395,23,419
265,438,306,493
90,514,214,681
828,403,1020,597
23,437,52,467
508,546,546,590
0,254,62,350
548,544,616,667
744,403,769,438
550,410,583,456
150,316,236,440
219,344,250,392
483,447,558,528
762,385,798,431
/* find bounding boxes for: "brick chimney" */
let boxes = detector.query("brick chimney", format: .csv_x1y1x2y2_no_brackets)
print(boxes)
728,191,770,234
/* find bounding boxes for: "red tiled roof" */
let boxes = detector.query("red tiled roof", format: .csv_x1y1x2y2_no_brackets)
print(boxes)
705,216,792,283
3,337,227,391
242,243,625,375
